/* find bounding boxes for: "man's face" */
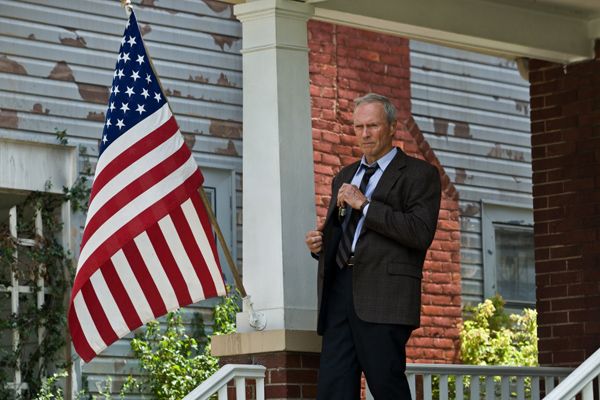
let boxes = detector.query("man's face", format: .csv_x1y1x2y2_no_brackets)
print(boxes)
353,102,396,164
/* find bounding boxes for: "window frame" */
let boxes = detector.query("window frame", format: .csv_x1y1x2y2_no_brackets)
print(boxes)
481,200,535,309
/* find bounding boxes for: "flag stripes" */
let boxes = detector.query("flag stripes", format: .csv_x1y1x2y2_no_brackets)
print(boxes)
70,194,226,361
69,10,226,363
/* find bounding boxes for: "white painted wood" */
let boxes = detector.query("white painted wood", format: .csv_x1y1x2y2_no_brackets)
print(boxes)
517,376,525,400
234,377,245,400
217,386,227,400
256,378,265,400
408,373,416,400
234,0,317,332
455,375,464,400
423,374,432,399
500,376,510,400
532,376,540,400
471,376,480,399
312,0,595,63
485,375,495,400
440,374,448,399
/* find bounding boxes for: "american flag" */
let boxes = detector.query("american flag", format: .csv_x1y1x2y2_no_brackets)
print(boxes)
68,10,226,363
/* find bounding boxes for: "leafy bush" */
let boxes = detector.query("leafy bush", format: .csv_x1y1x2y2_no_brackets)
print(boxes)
127,288,240,399
433,295,538,399
460,295,537,367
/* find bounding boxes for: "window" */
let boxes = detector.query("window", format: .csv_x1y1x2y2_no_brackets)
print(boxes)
482,201,535,309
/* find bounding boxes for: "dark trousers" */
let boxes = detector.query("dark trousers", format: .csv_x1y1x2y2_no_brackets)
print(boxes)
317,266,413,400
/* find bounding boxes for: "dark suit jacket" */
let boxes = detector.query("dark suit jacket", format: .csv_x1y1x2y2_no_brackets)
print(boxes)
317,148,441,334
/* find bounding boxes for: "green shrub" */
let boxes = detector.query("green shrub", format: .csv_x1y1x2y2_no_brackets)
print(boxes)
126,288,240,399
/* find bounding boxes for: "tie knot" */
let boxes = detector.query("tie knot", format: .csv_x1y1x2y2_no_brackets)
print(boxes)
363,164,378,179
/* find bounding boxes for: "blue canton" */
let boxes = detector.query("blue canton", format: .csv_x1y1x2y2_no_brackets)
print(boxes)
101,11,166,155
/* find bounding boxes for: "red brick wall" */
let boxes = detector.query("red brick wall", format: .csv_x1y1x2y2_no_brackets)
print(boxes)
529,56,600,366
220,352,319,399
308,20,462,364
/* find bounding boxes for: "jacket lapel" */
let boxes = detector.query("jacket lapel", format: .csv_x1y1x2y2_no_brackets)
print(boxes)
358,148,407,237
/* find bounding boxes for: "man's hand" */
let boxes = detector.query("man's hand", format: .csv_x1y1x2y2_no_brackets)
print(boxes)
337,183,368,210
305,228,323,254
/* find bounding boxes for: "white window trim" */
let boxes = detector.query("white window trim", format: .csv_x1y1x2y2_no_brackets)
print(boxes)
481,200,534,308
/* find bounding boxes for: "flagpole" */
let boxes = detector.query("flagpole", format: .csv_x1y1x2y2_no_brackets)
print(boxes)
119,0,266,331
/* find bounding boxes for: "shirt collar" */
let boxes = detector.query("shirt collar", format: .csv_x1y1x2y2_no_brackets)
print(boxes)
361,147,397,171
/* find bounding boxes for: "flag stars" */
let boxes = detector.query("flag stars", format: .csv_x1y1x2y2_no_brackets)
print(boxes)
141,88,149,99
145,74,152,84
117,69,125,79
122,52,130,63
135,104,146,115
111,85,120,95
127,36,137,47
109,102,116,112
116,119,125,130
105,119,111,129
154,92,162,102
136,54,145,65
120,102,130,113
125,86,135,97
131,70,140,82
102,134,108,144
120,36,126,46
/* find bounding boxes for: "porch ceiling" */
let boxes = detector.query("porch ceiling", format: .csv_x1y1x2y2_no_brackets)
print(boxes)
304,0,600,63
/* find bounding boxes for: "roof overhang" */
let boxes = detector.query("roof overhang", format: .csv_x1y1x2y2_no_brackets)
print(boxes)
228,0,600,64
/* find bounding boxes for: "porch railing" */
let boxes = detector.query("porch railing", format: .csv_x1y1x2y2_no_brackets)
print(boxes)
543,347,600,400
366,364,573,400
181,364,266,400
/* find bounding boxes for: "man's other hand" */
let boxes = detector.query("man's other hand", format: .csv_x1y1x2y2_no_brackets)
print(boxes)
305,228,323,254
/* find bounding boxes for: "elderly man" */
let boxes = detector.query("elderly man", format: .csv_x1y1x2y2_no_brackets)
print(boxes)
305,93,441,399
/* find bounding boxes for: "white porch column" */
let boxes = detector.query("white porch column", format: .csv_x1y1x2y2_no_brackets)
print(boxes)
234,0,316,333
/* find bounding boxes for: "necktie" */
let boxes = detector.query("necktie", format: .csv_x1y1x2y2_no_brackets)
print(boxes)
336,164,378,268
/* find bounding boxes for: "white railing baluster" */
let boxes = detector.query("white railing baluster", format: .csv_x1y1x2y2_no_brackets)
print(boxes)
500,376,510,400
545,376,555,394
581,381,593,400
440,374,448,400
256,378,265,400
217,385,227,400
517,376,525,400
423,374,432,400
235,377,245,400
485,375,495,400
407,373,416,400
532,376,540,400
455,375,464,400
471,376,480,399
182,365,265,400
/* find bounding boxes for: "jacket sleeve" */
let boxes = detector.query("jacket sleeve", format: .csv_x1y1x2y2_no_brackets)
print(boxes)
363,164,441,251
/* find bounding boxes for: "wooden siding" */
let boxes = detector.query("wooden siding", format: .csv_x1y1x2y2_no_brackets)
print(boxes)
410,40,532,306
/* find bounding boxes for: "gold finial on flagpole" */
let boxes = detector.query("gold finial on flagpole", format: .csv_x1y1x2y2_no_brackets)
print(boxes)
120,0,133,16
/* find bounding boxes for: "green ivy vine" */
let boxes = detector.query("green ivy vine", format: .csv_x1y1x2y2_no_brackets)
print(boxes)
0,136,92,399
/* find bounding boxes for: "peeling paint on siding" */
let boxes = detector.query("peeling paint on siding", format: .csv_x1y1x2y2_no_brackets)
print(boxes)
0,109,18,129
433,118,448,135
140,24,152,36
212,34,236,50
182,133,196,150
460,203,480,217
455,168,467,184
86,112,105,121
209,120,242,139
60,35,87,48
454,121,471,138
48,61,75,81
216,140,238,156
189,74,209,83
217,73,235,87
32,104,50,115
487,143,525,161
0,56,28,75
77,83,110,104
203,0,230,13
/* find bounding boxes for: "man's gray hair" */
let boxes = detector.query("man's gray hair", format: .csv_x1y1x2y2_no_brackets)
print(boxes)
354,93,397,125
